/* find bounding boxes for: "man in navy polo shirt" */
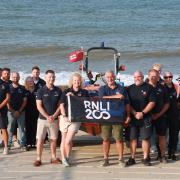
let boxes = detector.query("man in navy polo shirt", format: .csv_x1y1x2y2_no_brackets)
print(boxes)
0,74,10,155
148,69,169,163
99,70,131,167
0,68,2,78
127,71,156,166
7,72,27,150
34,70,62,166
31,66,46,93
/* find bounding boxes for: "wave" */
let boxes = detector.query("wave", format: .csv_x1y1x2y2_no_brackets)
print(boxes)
0,45,73,57
122,50,180,59
18,71,179,87
1,45,180,60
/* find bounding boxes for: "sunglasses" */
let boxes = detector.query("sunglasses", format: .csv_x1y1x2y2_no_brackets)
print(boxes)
164,76,173,79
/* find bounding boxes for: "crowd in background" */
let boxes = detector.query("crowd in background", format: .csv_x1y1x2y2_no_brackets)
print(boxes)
0,63,179,167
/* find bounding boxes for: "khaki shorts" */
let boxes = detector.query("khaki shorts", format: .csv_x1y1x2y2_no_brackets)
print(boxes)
59,115,81,133
101,124,124,141
36,118,59,140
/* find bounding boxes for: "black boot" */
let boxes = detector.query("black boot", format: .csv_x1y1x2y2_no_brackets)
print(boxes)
168,149,172,159
171,154,177,161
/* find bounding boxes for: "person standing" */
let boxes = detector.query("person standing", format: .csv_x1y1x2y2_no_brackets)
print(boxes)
127,71,156,166
163,71,179,160
24,76,39,149
59,73,89,167
1,68,11,84
152,63,164,84
0,68,2,78
99,70,131,167
7,72,27,150
148,63,164,154
31,66,48,142
31,66,46,92
1,68,20,147
0,72,10,154
176,76,180,151
148,69,169,163
34,70,62,166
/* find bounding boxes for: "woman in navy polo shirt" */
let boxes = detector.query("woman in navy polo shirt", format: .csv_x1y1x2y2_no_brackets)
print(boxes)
59,73,89,167
24,76,39,149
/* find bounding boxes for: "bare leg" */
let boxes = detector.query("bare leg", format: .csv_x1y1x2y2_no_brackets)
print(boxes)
36,139,44,161
50,139,57,159
102,139,110,159
159,136,166,157
65,131,76,158
115,140,124,160
60,132,67,159
142,139,150,159
130,139,137,159
1,129,8,147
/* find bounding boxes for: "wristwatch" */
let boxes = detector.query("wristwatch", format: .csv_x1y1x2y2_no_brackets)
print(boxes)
62,114,66,118
142,111,145,116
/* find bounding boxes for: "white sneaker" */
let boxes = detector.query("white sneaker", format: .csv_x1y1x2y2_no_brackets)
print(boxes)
3,147,9,155
62,158,70,167
13,140,20,148
150,146,157,154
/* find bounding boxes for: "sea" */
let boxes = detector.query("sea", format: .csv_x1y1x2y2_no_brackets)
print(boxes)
0,0,180,86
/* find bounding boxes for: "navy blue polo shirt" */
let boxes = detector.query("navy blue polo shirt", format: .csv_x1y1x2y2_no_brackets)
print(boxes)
152,84,169,114
34,78,46,92
25,89,37,112
9,84,27,111
60,87,89,115
98,84,129,123
165,83,179,116
36,85,62,119
98,84,129,105
127,82,156,116
0,79,10,117
60,88,89,104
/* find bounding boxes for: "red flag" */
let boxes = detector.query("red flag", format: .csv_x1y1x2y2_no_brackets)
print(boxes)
69,49,84,62
119,64,126,71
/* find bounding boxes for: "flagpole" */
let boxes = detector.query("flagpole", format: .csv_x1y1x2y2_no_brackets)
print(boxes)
81,46,84,77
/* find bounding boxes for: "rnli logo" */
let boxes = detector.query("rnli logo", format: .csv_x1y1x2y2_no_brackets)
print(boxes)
18,89,23,93
54,92,59,96
77,93,82,97
38,84,43,88
84,100,111,120
158,88,162,93
141,90,147,96
157,88,162,95
1,85,5,90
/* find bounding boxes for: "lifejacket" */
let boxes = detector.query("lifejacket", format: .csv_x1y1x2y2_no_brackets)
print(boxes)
80,123,101,136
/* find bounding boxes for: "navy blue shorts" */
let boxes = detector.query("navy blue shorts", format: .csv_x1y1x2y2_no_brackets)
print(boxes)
0,116,8,129
152,116,167,136
130,117,152,140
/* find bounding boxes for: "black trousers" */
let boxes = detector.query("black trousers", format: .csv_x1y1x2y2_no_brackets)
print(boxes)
25,112,38,146
167,114,179,154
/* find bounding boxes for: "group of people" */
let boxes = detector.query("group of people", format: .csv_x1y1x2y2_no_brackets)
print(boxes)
99,64,180,167
0,63,179,168
0,66,45,154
